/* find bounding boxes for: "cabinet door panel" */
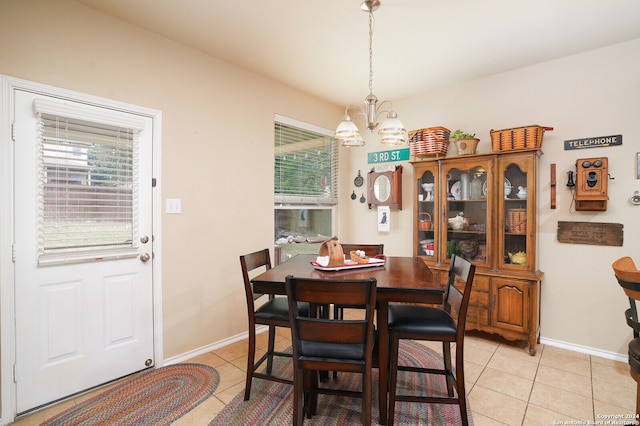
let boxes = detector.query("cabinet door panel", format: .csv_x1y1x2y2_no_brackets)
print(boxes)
440,157,493,269
491,278,530,333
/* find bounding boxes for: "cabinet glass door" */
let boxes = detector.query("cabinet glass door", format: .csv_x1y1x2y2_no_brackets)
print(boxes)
416,166,437,261
441,159,491,268
499,154,535,271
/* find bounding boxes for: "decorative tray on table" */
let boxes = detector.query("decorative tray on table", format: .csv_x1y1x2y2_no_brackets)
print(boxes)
310,255,386,272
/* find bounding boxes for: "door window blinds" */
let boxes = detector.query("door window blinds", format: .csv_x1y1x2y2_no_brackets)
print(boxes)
33,98,145,264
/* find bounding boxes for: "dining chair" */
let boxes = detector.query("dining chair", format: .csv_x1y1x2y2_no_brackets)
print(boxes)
240,248,308,400
387,254,476,426
285,275,377,425
612,256,640,418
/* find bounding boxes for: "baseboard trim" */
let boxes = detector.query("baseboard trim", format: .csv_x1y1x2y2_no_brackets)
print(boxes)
162,326,270,366
540,336,627,363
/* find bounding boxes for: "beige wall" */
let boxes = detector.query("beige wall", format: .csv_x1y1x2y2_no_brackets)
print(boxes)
1,0,639,372
0,0,344,361
345,38,640,357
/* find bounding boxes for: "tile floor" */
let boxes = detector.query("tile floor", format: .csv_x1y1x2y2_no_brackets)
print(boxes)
12,320,638,426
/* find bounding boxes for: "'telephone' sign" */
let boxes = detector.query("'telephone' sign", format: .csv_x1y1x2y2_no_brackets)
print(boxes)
368,148,410,164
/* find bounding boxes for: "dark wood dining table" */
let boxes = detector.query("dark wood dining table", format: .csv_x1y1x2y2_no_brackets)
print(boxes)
251,253,444,425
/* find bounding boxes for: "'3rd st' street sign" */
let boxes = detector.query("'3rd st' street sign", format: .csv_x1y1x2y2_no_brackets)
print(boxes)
368,148,410,164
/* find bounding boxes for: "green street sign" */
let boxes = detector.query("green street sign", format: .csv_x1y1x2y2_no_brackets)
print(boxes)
368,148,410,164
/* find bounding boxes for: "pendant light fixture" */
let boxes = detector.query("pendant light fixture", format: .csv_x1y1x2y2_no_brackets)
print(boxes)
334,0,407,147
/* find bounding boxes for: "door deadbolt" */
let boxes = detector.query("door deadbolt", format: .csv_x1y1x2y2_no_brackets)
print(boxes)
140,253,151,262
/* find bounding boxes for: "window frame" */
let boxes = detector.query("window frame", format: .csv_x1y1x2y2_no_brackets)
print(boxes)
274,114,338,239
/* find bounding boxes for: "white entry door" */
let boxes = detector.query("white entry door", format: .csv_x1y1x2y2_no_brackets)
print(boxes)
13,89,155,414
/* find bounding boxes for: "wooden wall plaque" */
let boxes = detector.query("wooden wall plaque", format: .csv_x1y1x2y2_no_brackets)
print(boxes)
557,221,623,246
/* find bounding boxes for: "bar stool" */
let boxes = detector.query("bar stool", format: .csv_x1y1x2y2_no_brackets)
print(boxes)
612,256,640,418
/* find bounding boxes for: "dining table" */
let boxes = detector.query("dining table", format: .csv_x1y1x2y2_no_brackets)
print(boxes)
251,253,444,425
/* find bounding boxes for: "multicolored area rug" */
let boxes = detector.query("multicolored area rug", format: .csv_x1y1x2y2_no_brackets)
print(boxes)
210,341,473,425
41,363,219,426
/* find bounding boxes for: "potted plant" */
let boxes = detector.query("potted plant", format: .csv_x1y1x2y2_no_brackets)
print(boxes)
451,129,479,155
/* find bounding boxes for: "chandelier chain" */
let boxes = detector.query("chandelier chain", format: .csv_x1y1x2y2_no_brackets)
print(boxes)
368,10,374,95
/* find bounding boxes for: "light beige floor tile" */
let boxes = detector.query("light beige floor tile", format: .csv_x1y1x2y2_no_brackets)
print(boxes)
468,385,527,425
593,399,639,423
523,403,581,425
470,410,509,425
476,367,534,401
493,340,543,364
186,351,229,368
529,382,594,421
591,357,634,386
212,340,248,362
543,344,590,361
465,345,496,367
592,377,636,412
487,350,539,381
212,362,246,396
465,333,501,353
215,381,246,405
535,364,592,398
540,349,591,377
464,360,486,385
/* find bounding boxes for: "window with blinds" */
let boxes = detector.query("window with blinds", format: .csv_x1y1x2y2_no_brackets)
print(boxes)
274,116,337,247
274,121,337,204
37,112,139,259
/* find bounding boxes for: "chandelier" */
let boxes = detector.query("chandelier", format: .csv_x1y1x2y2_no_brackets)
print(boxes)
334,0,407,147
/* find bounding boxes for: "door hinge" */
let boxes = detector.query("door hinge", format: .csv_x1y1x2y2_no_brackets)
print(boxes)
12,244,16,262
13,364,17,383
11,122,16,141
152,178,156,188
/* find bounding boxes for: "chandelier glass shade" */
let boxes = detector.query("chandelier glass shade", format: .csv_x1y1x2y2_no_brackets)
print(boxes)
334,0,406,147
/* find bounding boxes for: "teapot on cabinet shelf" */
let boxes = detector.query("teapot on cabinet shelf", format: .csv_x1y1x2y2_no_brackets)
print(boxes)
516,186,528,199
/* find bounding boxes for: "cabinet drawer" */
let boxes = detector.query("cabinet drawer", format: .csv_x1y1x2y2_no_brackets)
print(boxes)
454,283,489,308
466,306,489,326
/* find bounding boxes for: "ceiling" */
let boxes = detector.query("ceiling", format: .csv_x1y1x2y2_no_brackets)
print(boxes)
77,0,640,107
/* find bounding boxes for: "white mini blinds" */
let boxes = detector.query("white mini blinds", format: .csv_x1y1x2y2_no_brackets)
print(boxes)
33,98,146,264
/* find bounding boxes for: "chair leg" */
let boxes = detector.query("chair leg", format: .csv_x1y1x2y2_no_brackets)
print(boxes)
362,365,372,425
455,344,469,426
244,325,256,401
293,366,305,426
266,325,276,374
442,341,454,397
636,379,640,420
387,333,400,426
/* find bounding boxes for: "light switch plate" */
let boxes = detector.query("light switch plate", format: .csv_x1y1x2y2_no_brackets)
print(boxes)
166,198,182,214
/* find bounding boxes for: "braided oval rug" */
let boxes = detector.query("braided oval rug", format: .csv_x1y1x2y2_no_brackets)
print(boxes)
41,363,219,426
211,341,473,425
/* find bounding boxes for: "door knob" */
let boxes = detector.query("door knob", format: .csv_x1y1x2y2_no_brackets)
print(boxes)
140,253,151,262
140,235,149,244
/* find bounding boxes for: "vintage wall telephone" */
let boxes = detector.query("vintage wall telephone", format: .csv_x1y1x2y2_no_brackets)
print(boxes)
567,157,609,211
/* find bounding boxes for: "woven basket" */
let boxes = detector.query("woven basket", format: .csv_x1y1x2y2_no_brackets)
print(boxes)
409,127,450,157
453,138,479,155
506,208,527,234
490,125,553,152
418,212,432,231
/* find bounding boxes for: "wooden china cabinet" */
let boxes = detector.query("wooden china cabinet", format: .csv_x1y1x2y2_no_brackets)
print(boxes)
412,149,543,355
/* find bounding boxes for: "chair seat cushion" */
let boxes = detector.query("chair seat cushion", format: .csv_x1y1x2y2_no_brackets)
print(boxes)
255,297,308,321
629,338,640,372
300,329,377,361
388,303,457,336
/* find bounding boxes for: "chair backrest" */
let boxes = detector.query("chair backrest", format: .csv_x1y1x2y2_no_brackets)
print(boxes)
285,276,377,362
240,249,272,309
613,256,640,338
340,244,384,257
444,254,476,334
